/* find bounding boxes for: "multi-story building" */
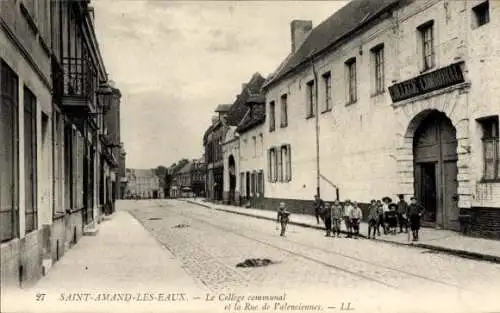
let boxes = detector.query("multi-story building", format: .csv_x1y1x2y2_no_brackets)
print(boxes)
262,0,499,238
204,73,266,203
1,0,122,290
191,158,206,197
222,93,267,207
125,169,163,199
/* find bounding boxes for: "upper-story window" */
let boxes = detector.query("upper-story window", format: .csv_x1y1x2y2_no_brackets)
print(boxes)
269,101,276,132
418,21,435,71
322,72,332,112
252,136,257,157
371,44,385,95
473,1,490,28
345,58,357,104
268,148,277,182
280,94,288,128
306,80,316,118
479,116,499,180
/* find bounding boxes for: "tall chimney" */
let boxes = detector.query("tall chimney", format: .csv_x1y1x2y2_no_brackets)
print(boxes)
291,20,313,53
241,83,247,91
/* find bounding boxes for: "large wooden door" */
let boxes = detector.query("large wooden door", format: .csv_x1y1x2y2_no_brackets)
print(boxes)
413,111,458,229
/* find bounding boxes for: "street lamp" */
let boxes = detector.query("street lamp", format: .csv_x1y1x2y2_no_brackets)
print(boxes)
96,81,113,113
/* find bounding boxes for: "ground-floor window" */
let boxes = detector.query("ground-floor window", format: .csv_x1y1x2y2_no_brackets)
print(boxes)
0,60,19,242
53,110,64,216
23,86,37,233
479,116,499,180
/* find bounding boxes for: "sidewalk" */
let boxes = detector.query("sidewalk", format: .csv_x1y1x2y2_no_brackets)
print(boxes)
184,198,500,264
2,209,206,313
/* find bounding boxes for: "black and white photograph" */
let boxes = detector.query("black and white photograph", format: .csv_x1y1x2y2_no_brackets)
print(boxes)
1,0,500,312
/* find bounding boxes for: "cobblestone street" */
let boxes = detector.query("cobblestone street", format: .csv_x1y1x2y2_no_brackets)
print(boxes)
127,200,500,313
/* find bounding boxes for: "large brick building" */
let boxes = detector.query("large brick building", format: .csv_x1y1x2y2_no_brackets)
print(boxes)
1,0,122,290
261,0,499,238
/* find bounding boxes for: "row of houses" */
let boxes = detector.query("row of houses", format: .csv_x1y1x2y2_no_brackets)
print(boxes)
0,0,126,290
169,158,206,198
202,0,500,239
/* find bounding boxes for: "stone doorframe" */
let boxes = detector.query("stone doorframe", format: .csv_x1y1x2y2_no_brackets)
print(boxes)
392,83,472,210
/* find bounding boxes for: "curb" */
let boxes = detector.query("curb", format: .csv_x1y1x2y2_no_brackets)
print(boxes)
183,200,500,265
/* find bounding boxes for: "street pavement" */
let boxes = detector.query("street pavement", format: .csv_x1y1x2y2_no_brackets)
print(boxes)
3,199,500,313
185,199,500,263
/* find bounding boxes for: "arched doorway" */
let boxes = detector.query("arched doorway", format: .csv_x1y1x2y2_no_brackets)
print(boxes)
228,155,236,203
413,110,459,230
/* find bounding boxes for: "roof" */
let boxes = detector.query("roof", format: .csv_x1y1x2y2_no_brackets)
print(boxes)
215,104,232,113
225,72,266,126
177,161,193,174
263,0,400,89
126,168,157,178
236,95,266,134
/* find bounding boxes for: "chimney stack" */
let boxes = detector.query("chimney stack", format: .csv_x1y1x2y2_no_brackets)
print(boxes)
211,115,219,125
291,20,313,53
241,83,247,91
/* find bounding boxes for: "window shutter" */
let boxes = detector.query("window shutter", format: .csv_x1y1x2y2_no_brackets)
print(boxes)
288,144,292,182
267,149,271,181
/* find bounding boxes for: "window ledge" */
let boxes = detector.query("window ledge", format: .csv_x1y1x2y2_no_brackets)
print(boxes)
420,67,436,74
479,179,500,184
306,114,315,120
321,109,332,114
345,100,357,106
280,124,288,128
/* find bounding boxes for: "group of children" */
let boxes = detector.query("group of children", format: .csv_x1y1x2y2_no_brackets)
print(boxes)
277,194,425,241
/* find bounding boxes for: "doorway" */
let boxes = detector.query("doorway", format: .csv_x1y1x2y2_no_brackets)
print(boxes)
228,155,236,203
413,111,459,230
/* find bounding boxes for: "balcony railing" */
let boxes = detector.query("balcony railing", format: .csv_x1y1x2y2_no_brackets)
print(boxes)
62,56,96,111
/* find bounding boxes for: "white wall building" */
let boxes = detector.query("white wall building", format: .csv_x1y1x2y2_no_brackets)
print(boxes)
262,0,500,238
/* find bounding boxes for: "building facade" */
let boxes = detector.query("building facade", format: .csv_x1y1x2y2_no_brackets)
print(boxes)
125,169,163,199
1,0,122,290
261,0,500,238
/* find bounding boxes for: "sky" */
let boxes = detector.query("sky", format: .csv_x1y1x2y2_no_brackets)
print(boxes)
92,0,347,169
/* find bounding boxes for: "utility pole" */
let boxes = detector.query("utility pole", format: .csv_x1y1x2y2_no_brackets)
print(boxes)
310,53,320,198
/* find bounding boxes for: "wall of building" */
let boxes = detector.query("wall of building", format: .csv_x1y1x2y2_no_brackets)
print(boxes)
261,0,499,237
239,125,266,199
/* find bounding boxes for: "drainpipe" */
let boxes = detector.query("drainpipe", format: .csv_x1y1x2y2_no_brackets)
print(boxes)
310,52,321,198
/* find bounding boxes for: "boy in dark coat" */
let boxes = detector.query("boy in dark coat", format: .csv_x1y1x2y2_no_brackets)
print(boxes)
277,202,291,237
323,202,332,236
367,200,379,239
407,197,425,241
313,195,325,224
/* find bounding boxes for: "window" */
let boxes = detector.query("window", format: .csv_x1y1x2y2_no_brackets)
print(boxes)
479,116,499,180
280,94,288,127
473,1,490,28
345,58,357,104
24,86,37,233
306,80,316,117
1,61,19,242
419,22,435,71
268,148,277,182
53,111,64,215
259,134,263,156
252,136,257,157
322,72,332,112
277,147,283,182
269,101,276,132
258,170,264,195
282,145,292,182
372,45,385,94
240,172,245,197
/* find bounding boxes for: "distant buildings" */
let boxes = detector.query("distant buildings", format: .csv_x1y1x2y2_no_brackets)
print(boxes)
125,169,163,199
169,158,206,198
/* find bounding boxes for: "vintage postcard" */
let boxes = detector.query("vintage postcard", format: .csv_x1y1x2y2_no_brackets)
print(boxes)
1,0,500,312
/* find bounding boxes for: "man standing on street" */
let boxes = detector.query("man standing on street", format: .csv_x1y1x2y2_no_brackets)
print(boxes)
323,202,333,237
343,200,354,238
313,194,325,224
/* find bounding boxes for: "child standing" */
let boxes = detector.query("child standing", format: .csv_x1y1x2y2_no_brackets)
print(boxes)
408,197,425,241
367,200,379,239
331,200,343,238
350,201,363,239
277,202,291,237
397,194,409,233
343,200,354,238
